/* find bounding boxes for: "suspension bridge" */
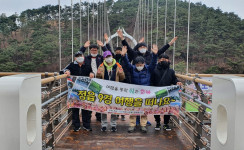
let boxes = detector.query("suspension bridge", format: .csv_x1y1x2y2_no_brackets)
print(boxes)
0,0,244,150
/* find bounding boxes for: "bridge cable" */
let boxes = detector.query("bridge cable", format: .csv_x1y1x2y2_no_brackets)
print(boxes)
93,0,95,40
87,1,90,54
80,0,83,46
144,0,146,39
58,0,62,71
151,0,153,47
96,0,99,41
156,0,159,45
186,0,191,74
164,0,167,45
173,0,177,70
71,0,74,61
147,0,149,46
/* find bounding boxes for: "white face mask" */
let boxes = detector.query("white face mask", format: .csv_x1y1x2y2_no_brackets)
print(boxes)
139,48,147,54
105,57,113,63
91,53,98,57
76,56,84,63
136,66,144,71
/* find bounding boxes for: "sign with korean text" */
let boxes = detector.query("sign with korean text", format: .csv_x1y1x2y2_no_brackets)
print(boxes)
67,76,181,116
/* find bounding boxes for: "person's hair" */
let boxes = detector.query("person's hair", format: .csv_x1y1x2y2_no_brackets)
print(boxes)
89,44,99,50
134,56,145,64
115,47,122,51
158,54,169,59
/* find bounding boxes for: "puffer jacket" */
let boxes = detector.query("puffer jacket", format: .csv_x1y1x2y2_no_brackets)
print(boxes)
121,53,157,86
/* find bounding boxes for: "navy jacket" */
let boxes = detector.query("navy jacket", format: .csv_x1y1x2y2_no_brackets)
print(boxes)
59,61,93,76
122,53,157,86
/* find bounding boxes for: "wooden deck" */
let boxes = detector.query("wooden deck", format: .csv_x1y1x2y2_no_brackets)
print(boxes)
55,113,193,150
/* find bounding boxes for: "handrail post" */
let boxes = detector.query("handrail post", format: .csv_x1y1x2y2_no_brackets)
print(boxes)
193,80,208,150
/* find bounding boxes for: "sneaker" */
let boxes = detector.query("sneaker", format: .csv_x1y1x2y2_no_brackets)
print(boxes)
155,123,161,131
101,127,107,132
73,127,81,132
163,124,171,131
111,127,117,132
121,115,126,121
83,126,92,131
141,126,147,133
147,121,152,126
128,126,135,133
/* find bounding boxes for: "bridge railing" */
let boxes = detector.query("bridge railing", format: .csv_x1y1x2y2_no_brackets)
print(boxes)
174,74,212,150
41,73,70,150
0,72,59,77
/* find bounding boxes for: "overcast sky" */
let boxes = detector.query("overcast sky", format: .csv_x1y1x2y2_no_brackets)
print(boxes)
0,0,243,19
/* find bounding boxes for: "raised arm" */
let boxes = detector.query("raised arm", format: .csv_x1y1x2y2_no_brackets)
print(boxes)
158,37,178,56
79,41,90,53
97,40,108,52
103,33,115,56
121,46,133,72
148,44,158,72
117,30,137,59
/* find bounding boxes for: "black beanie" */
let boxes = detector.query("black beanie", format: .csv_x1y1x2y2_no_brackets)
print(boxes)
137,42,147,48
115,47,122,51
159,54,169,59
134,56,145,64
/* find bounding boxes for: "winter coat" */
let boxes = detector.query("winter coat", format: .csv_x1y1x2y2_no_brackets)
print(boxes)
105,43,132,83
79,46,107,68
122,53,157,86
96,60,125,82
150,65,179,86
121,39,170,65
60,61,93,76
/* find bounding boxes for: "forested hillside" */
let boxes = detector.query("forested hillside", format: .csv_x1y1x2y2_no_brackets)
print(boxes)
0,0,243,73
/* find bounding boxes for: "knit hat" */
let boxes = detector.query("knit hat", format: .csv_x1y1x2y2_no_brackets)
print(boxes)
137,42,147,48
159,54,169,59
134,56,145,64
115,47,122,51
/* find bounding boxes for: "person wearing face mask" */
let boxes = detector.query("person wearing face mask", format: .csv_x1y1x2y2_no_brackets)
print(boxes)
96,50,125,132
79,40,108,122
60,51,95,132
107,47,128,121
117,29,177,65
79,40,109,76
121,45,158,133
151,54,182,131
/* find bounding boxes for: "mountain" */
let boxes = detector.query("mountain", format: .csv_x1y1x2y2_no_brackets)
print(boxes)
0,0,243,73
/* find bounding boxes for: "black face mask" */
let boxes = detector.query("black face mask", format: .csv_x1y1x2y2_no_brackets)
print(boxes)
115,54,122,60
158,61,170,69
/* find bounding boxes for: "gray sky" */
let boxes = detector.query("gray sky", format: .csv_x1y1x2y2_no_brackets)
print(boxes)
0,0,243,19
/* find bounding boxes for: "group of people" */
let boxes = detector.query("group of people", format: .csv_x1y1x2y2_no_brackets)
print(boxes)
60,29,182,133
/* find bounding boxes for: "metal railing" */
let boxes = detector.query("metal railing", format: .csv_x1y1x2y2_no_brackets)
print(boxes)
174,74,212,150
0,72,59,77
41,74,70,150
